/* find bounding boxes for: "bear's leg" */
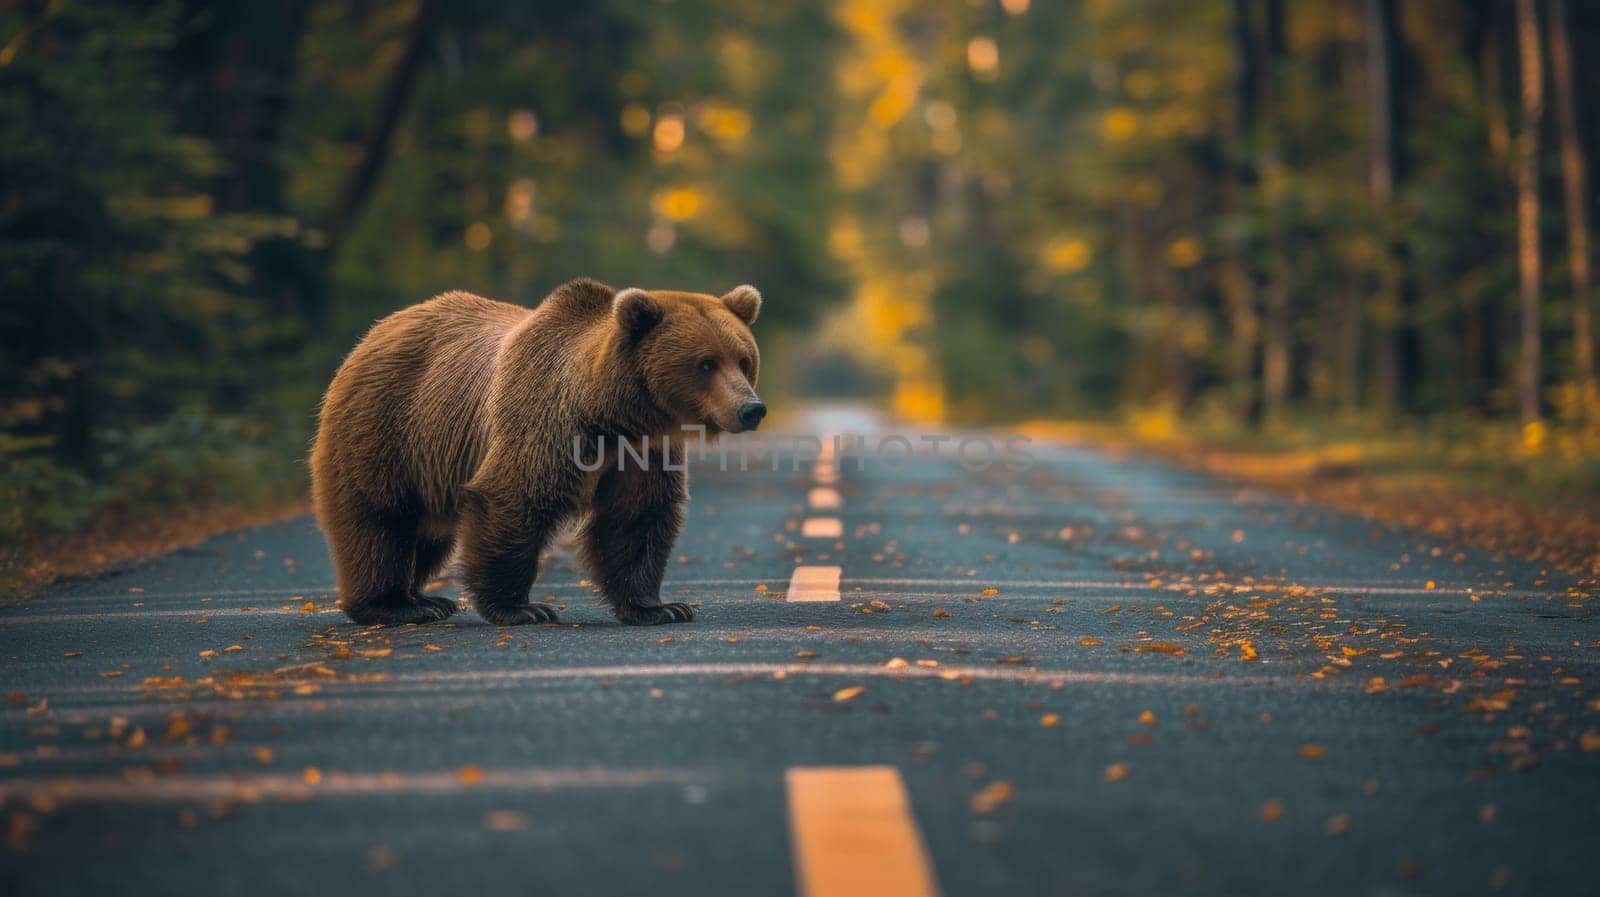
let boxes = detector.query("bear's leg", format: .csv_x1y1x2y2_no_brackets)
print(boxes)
581,462,693,625
458,489,565,626
332,516,457,626
409,535,458,619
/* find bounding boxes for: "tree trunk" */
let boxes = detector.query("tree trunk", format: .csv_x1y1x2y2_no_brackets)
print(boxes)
1260,0,1292,418
1548,0,1595,407
1363,0,1421,415
326,0,438,256
1364,0,1399,412
1226,0,1264,425
1514,0,1545,427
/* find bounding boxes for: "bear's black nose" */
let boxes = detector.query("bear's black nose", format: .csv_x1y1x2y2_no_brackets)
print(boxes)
738,401,767,431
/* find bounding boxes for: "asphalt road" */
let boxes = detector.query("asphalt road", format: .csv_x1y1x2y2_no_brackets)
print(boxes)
3,406,1597,897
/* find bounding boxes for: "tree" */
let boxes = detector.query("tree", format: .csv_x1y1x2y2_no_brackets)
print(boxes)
1548,0,1595,409
1225,0,1263,424
1514,0,1545,427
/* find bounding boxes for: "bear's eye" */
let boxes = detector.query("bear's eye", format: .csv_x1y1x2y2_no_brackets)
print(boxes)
697,358,717,374
739,357,753,376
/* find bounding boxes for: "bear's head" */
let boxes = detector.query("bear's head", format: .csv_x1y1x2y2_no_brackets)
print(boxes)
613,285,766,434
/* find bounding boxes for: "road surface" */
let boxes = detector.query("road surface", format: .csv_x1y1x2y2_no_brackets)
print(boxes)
3,408,1597,896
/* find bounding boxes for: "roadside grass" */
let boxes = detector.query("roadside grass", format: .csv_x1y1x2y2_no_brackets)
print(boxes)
0,412,311,595
1022,406,1600,581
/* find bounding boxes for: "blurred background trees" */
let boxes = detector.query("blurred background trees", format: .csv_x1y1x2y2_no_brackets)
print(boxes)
2,0,1599,551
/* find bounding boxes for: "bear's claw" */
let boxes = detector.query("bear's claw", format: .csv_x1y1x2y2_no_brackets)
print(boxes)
415,593,459,619
618,602,696,625
474,601,560,626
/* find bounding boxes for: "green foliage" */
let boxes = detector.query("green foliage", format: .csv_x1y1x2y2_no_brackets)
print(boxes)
1,0,845,566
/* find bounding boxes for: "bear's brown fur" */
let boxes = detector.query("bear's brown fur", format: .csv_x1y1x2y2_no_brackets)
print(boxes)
310,278,764,626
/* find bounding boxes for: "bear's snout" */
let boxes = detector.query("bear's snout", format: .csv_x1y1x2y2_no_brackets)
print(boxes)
737,400,767,432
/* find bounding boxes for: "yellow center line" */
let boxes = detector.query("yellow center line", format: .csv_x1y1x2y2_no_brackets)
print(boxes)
807,487,842,509
787,766,942,897
800,517,844,539
786,565,842,602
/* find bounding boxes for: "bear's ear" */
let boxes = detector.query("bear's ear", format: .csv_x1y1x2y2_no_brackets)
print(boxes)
721,284,762,326
613,288,663,340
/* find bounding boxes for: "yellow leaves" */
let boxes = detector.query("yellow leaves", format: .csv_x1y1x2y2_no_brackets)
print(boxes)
969,779,1014,813
1135,642,1186,656
1041,237,1092,273
980,587,999,597
457,764,484,785
1521,420,1547,453
932,608,951,618
1103,763,1129,782
1100,108,1138,142
484,810,531,832
1579,730,1600,752
653,113,685,152
866,75,920,129
253,747,274,764
1137,710,1157,726
698,103,752,145
1298,744,1326,761
300,601,317,614
1325,813,1351,836
884,657,909,669
1163,236,1202,269
1079,637,1103,647
1039,712,1061,728
620,103,651,136
164,716,193,742
652,187,704,222
966,37,999,79
303,767,322,785
1239,640,1259,662
1260,799,1285,822
833,685,866,703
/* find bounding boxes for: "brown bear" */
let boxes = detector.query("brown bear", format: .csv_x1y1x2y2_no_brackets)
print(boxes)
310,278,764,626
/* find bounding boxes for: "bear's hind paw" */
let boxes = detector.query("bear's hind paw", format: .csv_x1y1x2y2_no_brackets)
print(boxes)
617,602,696,625
474,601,560,626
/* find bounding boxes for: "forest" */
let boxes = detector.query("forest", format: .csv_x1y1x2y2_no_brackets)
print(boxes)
3,0,1599,570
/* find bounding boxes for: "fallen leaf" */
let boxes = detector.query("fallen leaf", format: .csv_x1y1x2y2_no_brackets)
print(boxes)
1104,763,1129,782
1136,642,1187,655
833,685,865,703
969,780,1014,813
484,810,530,832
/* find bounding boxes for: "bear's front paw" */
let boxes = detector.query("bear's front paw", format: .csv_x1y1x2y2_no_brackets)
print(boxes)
473,601,560,626
617,602,696,625
414,593,459,621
